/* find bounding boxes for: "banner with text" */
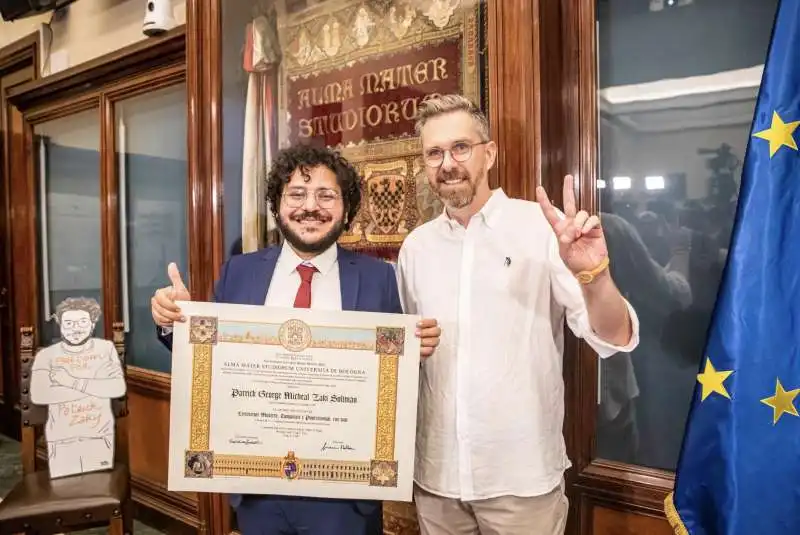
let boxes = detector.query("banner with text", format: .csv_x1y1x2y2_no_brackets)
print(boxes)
286,39,462,147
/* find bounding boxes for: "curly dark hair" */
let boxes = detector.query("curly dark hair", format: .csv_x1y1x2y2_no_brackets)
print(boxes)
53,297,102,324
266,144,362,230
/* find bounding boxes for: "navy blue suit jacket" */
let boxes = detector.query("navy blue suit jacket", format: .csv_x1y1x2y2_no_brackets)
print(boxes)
159,245,403,512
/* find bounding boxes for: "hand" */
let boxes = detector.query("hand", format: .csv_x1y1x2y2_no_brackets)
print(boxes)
95,360,123,379
50,367,75,388
416,318,441,359
151,262,191,328
536,175,608,274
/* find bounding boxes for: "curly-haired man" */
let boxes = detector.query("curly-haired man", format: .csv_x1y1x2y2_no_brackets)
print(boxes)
152,144,441,535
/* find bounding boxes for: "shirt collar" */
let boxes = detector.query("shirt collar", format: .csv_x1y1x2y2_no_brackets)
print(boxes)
438,188,508,230
277,240,338,276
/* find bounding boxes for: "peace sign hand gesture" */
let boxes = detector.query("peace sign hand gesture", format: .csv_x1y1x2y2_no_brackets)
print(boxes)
536,175,608,274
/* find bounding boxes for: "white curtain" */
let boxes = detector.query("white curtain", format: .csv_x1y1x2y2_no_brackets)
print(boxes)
242,14,280,253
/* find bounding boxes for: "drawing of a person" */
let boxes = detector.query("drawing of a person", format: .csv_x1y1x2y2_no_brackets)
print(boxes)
30,297,126,479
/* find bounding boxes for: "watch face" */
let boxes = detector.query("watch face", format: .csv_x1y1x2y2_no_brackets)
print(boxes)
576,273,592,284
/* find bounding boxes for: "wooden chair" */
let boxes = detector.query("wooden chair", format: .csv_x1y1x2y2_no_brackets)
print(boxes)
0,323,133,535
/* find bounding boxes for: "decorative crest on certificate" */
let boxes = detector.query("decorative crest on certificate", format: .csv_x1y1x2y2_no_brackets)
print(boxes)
168,301,420,501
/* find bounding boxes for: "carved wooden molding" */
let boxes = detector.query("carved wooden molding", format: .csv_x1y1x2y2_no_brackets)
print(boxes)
132,473,200,529
127,366,171,400
7,26,185,112
0,31,39,77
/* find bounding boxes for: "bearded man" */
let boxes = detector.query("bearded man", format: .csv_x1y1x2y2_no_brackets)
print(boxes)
396,94,641,535
151,144,441,535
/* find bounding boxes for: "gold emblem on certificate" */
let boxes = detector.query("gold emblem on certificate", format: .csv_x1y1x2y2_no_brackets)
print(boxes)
279,319,312,352
281,450,302,480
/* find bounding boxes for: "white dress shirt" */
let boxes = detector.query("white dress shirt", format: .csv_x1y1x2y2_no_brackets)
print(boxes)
396,188,640,501
159,243,341,338
265,241,342,310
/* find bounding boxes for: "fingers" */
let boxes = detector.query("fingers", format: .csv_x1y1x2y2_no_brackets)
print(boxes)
416,318,438,333
582,214,601,234
154,286,180,312
416,319,441,343
151,288,186,327
559,211,601,244
562,175,577,218
416,318,441,359
573,211,589,238
535,186,562,229
419,333,440,346
167,262,188,293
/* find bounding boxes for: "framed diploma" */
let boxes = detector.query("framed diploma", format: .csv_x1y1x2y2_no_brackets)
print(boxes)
167,301,421,501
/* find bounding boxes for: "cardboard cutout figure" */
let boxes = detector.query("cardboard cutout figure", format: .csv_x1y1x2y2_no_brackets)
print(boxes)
30,297,126,479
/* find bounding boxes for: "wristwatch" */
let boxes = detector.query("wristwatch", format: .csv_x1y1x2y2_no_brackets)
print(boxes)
575,256,610,285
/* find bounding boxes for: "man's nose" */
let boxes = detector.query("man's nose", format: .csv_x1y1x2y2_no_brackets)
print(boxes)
302,192,318,210
441,151,457,171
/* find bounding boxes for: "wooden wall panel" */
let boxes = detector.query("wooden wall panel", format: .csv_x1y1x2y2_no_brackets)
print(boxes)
128,367,201,530
592,506,673,535
0,32,38,440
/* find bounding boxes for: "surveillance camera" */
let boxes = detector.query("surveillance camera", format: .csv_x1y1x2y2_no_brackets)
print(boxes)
143,0,174,37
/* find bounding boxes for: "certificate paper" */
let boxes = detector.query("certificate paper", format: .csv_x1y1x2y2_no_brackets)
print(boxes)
167,301,421,501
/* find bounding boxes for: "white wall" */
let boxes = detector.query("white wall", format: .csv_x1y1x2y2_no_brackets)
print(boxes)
0,0,186,76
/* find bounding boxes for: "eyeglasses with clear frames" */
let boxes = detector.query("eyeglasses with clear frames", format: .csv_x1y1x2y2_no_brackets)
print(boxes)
423,140,489,168
283,188,341,209
62,318,92,329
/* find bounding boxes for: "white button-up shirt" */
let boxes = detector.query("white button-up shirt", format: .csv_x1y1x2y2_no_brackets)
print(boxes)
264,241,341,310
396,189,640,501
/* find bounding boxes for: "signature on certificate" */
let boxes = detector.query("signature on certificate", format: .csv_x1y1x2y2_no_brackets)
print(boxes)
229,435,262,446
321,440,356,453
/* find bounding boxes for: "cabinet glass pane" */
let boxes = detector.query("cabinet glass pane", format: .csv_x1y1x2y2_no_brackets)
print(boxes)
35,110,102,346
116,84,188,372
595,0,779,470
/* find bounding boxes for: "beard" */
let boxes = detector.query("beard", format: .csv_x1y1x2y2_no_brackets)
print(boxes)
433,167,481,209
62,332,91,347
277,210,345,255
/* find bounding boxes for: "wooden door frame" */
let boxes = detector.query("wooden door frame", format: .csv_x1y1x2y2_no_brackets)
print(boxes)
0,31,39,440
555,0,676,533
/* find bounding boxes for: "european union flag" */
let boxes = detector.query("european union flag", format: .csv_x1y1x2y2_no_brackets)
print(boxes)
666,1,800,534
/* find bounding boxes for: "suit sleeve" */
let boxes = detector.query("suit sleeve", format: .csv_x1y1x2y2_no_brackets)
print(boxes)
384,262,403,314
157,259,233,351
395,242,418,315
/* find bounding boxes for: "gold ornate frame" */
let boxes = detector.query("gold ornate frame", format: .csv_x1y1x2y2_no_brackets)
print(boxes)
183,315,404,488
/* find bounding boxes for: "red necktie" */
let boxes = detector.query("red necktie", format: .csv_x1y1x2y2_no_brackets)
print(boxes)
294,264,318,308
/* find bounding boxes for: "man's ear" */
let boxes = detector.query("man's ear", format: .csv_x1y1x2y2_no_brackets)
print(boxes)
484,140,498,172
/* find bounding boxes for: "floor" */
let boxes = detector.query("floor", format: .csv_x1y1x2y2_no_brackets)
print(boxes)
0,433,164,534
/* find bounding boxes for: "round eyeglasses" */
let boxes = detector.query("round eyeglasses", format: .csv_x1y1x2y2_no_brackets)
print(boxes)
283,188,341,209
423,141,489,168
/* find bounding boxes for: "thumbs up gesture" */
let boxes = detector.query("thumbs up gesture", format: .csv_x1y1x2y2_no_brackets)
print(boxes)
151,263,191,327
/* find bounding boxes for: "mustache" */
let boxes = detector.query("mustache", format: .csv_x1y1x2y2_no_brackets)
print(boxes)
436,168,470,183
290,211,332,222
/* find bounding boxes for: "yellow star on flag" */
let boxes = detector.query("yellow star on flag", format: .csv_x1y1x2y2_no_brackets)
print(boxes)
761,379,800,424
697,357,733,401
752,110,800,157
